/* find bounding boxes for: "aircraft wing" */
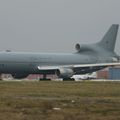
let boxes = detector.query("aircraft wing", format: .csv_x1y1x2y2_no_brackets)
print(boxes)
38,62,120,70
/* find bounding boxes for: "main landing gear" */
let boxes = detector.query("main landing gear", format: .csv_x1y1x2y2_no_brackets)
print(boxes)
0,74,2,80
63,78,75,81
39,74,75,81
39,74,51,81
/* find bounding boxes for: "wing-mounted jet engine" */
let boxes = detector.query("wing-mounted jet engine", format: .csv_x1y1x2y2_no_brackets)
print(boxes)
55,68,75,81
56,68,74,78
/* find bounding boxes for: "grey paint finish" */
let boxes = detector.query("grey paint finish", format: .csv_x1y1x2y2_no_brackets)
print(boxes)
0,52,94,73
0,25,119,79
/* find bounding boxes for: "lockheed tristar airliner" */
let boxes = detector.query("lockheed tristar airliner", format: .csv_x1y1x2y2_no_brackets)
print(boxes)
0,24,120,80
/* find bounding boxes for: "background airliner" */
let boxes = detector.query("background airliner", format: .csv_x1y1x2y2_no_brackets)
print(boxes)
0,24,120,80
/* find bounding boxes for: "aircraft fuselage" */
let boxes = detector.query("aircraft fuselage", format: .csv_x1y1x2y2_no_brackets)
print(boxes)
0,51,115,74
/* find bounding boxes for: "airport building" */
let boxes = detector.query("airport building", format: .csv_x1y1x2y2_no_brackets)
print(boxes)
108,67,120,80
27,74,57,80
97,67,120,80
97,68,109,79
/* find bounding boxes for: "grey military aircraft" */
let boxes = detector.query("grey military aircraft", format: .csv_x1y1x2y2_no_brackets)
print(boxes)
0,24,120,80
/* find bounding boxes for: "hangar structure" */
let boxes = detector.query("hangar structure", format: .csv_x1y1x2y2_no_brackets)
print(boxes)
109,67,120,80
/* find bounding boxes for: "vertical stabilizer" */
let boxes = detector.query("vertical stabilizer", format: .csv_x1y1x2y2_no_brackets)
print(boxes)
98,24,119,52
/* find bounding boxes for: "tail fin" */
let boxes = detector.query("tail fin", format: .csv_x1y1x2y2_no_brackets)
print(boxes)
98,24,119,52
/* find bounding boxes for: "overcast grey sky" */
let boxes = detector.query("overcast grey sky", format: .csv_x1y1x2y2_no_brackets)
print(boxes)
0,0,120,54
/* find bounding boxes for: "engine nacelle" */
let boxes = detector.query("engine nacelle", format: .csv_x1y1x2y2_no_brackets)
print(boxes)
75,43,94,53
75,43,81,52
12,73,29,79
56,68,74,78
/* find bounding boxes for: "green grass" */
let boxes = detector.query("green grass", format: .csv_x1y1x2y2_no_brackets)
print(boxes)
0,81,120,120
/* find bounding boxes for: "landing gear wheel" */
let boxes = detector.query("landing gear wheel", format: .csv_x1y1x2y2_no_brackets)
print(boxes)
0,74,2,81
39,74,51,81
63,78,75,81
39,78,51,81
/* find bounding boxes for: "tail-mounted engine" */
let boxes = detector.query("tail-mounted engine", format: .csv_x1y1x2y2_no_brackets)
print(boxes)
75,43,95,53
